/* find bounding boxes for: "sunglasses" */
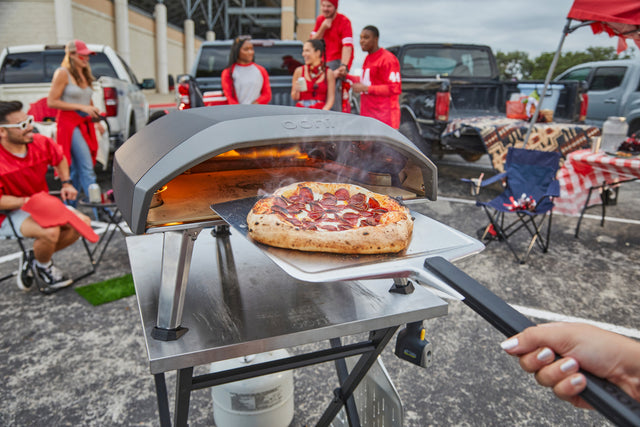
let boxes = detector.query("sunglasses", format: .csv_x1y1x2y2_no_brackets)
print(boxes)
0,115,34,130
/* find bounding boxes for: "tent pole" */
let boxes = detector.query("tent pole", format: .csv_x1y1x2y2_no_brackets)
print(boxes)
523,19,573,146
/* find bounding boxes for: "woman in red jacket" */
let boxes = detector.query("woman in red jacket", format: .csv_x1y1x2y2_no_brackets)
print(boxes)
221,37,272,105
291,40,335,110
47,40,103,212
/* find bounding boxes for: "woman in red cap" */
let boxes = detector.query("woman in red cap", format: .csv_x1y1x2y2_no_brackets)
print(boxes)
291,40,335,110
47,40,102,215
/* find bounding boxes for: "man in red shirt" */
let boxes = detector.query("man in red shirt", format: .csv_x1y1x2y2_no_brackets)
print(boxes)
310,0,353,112
349,26,402,129
0,100,90,292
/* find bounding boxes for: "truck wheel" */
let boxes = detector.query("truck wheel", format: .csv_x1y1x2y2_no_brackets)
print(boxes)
399,121,432,158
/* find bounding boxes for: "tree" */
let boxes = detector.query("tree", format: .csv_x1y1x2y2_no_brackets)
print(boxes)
496,46,633,81
495,50,534,80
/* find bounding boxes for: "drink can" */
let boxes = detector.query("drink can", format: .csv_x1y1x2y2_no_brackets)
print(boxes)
88,183,102,203
297,77,307,92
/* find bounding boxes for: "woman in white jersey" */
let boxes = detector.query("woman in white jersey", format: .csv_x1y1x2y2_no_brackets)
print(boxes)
221,36,272,105
47,40,102,211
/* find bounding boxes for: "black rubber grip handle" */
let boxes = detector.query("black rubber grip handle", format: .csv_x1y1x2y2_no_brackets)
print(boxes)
424,256,640,427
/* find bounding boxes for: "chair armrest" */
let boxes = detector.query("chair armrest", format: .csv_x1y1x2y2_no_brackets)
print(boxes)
545,180,560,198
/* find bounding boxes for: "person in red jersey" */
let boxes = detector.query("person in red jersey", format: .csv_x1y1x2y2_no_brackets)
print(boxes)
291,40,336,110
310,0,353,112
221,36,272,105
0,101,91,292
348,26,401,129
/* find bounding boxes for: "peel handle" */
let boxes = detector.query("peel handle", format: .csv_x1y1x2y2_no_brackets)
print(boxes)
423,256,640,427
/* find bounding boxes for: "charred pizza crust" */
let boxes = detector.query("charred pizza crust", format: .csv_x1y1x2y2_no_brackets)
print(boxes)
247,182,413,254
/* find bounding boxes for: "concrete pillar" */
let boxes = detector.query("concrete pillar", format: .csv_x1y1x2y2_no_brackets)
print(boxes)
54,0,74,44
155,2,169,94
206,31,216,41
114,0,131,64
184,19,195,73
281,0,295,41
296,0,316,41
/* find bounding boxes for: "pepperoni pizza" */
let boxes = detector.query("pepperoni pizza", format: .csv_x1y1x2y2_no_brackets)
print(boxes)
246,182,413,254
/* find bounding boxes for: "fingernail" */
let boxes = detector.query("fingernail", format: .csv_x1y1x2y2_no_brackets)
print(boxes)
500,337,518,350
561,358,578,372
570,374,585,387
537,347,553,362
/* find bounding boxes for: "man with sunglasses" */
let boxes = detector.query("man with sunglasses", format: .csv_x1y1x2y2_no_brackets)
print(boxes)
0,100,91,292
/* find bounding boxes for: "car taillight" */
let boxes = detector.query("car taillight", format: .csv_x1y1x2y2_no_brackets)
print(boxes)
579,93,588,122
178,82,191,110
435,91,450,122
103,87,118,117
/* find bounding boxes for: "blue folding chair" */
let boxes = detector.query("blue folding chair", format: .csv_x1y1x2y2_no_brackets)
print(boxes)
466,148,562,264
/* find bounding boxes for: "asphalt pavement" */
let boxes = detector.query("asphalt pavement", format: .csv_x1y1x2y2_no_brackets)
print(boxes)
1,150,638,426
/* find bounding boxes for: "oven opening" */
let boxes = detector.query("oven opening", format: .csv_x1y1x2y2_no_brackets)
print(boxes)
145,139,428,231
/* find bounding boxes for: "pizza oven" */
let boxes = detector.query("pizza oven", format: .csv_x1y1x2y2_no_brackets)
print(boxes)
113,105,437,340
114,105,436,236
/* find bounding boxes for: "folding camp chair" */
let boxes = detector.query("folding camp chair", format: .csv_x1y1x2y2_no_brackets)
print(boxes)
0,205,96,295
465,148,562,264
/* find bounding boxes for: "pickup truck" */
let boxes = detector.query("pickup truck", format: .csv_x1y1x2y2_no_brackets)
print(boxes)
386,43,589,160
555,58,640,135
176,39,303,109
0,44,155,151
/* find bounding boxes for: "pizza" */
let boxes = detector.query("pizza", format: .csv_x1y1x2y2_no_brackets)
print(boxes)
246,182,413,254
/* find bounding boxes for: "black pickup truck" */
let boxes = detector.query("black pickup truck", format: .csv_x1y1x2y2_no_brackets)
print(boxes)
176,39,304,109
387,43,588,161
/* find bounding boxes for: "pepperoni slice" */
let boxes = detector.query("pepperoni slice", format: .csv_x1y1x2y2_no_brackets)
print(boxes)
368,197,380,209
342,212,361,223
287,203,306,214
287,217,303,227
298,186,314,202
308,210,325,221
335,188,350,201
337,224,353,231
364,217,379,226
271,205,289,215
273,197,288,208
350,193,366,204
372,208,388,214
318,224,338,231
288,194,303,203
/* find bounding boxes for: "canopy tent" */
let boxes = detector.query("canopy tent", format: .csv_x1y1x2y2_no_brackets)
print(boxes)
568,0,640,53
524,0,640,143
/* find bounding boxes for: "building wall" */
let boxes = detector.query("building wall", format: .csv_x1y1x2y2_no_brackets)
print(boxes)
0,0,58,47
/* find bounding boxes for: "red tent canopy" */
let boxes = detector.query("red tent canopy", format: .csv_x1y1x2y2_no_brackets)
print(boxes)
568,0,640,52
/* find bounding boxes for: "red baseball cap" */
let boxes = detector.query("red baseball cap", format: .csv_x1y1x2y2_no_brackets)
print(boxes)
323,0,338,7
67,39,95,56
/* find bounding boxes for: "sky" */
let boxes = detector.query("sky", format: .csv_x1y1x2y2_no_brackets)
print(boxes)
337,0,638,70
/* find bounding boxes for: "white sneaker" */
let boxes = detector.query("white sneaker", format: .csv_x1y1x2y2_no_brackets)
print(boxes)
33,261,73,290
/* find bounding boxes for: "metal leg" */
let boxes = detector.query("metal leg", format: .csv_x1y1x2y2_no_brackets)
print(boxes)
316,327,398,427
330,338,361,427
175,367,194,427
154,373,172,427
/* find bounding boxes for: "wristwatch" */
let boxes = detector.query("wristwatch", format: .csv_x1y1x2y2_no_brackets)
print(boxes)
340,63,349,71
61,179,73,185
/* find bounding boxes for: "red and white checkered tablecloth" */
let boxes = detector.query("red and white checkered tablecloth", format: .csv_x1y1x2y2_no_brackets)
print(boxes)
554,149,640,215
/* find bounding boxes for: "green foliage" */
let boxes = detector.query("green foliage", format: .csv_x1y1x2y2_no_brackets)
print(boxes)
496,46,633,81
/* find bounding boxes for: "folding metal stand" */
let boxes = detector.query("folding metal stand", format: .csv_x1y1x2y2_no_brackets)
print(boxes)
127,229,448,427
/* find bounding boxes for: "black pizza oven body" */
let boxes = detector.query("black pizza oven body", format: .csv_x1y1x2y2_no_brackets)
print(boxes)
113,105,437,235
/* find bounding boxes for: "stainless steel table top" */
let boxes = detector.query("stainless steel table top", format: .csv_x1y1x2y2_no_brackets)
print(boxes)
127,229,448,374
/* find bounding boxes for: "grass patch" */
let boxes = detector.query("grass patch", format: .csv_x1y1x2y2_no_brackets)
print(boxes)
75,274,135,306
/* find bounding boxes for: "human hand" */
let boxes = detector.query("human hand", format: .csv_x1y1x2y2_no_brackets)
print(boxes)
333,67,347,79
501,322,640,409
83,105,101,120
351,83,368,94
60,184,78,202
321,18,333,30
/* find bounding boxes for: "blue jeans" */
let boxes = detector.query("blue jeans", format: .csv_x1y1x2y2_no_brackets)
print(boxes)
68,128,98,218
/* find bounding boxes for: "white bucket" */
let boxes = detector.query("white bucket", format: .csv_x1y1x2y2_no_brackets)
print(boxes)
210,349,294,427
601,116,628,153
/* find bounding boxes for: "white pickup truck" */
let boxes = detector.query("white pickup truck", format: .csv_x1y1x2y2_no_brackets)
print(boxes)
0,44,155,154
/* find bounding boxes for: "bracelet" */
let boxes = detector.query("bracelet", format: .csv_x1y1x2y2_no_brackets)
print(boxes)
61,179,72,185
